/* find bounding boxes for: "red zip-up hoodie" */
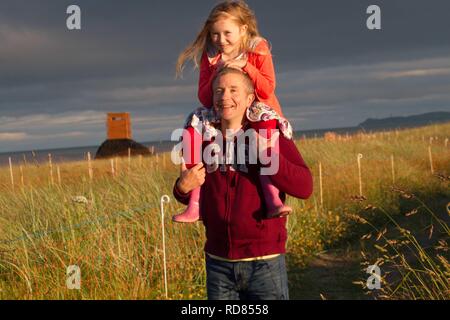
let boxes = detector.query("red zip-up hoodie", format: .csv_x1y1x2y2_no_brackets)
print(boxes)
173,133,313,260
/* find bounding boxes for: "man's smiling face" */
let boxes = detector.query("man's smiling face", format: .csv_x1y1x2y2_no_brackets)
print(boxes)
213,72,254,125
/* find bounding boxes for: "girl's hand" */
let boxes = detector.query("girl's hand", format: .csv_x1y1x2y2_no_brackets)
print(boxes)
215,60,225,72
223,58,247,70
177,162,206,194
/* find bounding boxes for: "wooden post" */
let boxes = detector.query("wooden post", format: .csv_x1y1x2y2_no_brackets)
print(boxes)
357,153,363,196
428,146,434,174
110,159,115,177
31,151,36,165
160,195,170,299
57,166,62,185
9,157,14,191
444,138,448,148
48,153,54,185
87,152,93,181
391,154,395,185
20,165,24,187
319,162,323,207
128,148,131,171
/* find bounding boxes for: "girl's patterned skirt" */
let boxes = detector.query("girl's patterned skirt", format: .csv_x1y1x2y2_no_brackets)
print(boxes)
184,102,293,140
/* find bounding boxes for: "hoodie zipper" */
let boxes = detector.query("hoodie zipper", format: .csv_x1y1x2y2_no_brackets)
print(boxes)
225,166,232,257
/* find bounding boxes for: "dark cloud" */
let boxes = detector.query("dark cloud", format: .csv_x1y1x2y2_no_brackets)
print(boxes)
2,0,450,87
0,0,449,152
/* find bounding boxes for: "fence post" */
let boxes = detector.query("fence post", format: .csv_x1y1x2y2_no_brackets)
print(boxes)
9,157,14,191
319,162,323,207
160,195,170,299
357,153,363,196
110,159,115,177
128,148,131,171
391,154,395,185
428,146,434,174
20,165,24,187
57,166,62,185
87,152,93,181
48,153,54,186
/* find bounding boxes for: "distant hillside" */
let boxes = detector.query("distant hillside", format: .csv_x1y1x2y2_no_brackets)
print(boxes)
357,111,450,129
291,111,450,139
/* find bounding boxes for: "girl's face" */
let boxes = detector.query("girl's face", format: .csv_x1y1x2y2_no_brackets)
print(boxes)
210,18,247,56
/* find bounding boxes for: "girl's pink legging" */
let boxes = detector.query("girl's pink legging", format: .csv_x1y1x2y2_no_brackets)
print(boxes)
182,119,278,168
182,126,203,170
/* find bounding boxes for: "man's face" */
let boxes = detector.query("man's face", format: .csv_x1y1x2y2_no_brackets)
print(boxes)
213,73,254,124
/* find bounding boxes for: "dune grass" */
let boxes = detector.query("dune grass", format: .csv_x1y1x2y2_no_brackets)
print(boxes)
0,123,448,299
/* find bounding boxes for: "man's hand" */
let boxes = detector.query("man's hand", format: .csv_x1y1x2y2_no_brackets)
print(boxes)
176,162,206,194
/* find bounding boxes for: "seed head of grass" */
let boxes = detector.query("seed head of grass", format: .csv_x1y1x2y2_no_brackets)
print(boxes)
71,196,89,204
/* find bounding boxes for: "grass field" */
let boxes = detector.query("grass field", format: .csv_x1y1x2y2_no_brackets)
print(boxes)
0,123,448,300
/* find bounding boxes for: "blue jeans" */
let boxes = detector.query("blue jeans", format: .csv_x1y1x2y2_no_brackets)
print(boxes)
205,254,289,300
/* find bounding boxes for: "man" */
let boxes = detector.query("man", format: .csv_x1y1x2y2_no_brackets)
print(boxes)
173,67,313,300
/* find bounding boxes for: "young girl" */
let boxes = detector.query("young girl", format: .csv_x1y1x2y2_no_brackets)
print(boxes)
173,0,293,223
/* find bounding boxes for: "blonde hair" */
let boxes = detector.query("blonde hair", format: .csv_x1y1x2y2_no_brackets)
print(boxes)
176,0,262,78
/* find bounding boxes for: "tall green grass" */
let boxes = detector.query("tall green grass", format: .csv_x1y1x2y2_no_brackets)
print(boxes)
0,123,448,299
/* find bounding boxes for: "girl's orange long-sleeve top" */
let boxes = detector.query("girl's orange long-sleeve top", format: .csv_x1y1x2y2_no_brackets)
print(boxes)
198,38,284,118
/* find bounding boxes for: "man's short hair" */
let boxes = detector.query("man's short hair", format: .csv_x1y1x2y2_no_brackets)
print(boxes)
213,67,255,95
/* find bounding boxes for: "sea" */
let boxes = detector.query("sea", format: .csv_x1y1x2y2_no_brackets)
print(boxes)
0,140,178,167
0,125,392,167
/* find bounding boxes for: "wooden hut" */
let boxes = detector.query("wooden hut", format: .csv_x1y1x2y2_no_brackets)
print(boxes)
95,112,150,159
107,113,132,140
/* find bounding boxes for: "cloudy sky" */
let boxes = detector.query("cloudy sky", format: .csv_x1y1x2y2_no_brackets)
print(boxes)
1,0,449,153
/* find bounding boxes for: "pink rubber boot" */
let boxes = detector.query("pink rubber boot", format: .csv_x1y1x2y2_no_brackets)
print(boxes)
172,126,202,223
172,187,201,223
260,175,292,218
